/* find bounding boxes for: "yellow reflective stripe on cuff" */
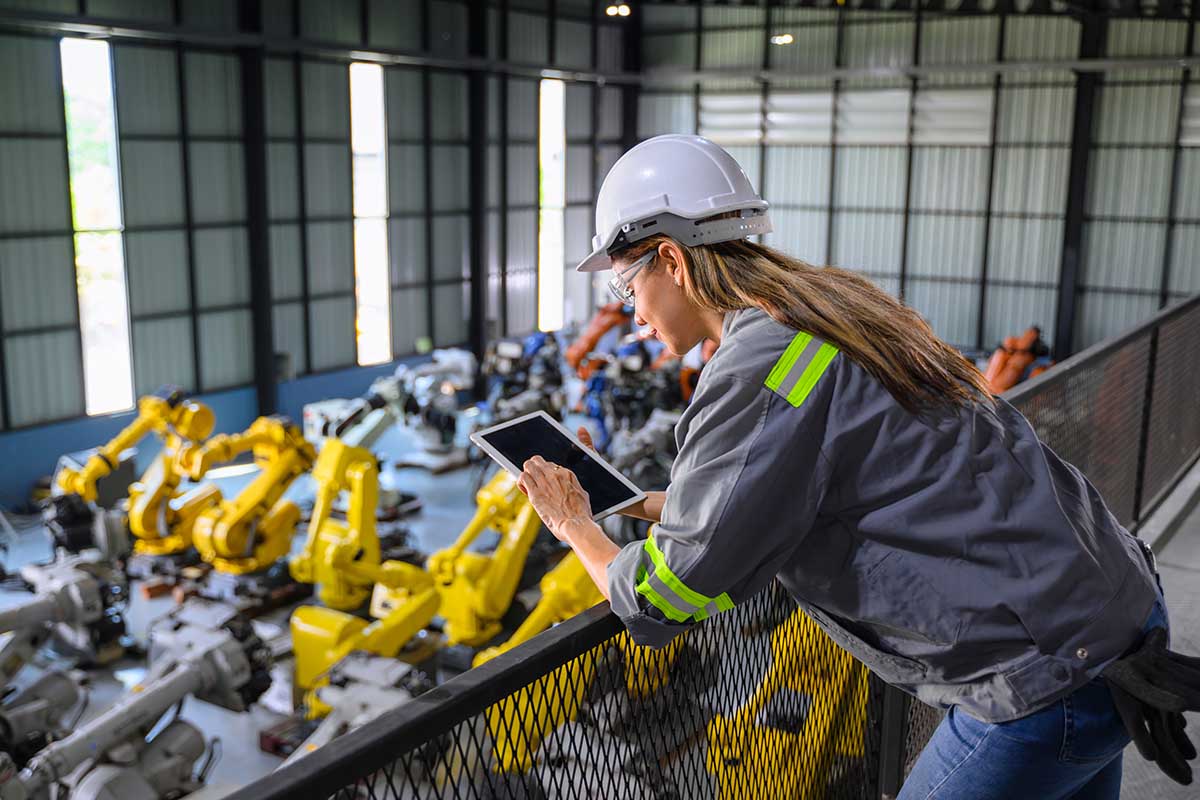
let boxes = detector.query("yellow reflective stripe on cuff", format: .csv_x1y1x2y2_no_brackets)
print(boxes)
642,535,733,621
766,331,838,408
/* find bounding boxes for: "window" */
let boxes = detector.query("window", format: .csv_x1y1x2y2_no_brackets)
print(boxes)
350,62,392,365
538,78,566,332
60,38,134,415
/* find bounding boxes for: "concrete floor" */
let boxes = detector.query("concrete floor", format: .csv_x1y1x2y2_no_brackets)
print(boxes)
1120,472,1200,799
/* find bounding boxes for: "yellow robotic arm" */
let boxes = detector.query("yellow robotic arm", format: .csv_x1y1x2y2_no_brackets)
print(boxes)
426,470,545,647
184,417,316,575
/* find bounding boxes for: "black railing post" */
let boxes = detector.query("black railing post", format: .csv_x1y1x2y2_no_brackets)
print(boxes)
878,683,910,799
1131,326,1159,527
467,0,488,367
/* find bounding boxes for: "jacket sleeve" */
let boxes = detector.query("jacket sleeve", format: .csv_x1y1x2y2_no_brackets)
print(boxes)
607,367,837,648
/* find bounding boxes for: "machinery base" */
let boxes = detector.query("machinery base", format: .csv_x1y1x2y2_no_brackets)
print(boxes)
127,549,203,581
393,446,470,474
199,561,313,617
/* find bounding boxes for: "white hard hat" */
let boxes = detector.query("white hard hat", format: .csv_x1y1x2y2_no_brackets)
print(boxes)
576,134,771,273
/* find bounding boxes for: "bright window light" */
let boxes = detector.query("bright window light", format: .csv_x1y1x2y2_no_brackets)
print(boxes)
60,38,134,416
350,62,392,366
537,79,565,333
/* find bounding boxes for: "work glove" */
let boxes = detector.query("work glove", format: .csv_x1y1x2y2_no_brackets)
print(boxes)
1101,627,1200,785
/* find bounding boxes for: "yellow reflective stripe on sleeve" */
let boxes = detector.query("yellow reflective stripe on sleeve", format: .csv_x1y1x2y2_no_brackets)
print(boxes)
635,565,693,623
640,535,734,622
766,331,839,408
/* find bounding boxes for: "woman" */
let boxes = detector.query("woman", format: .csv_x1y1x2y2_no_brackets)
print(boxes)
516,134,1200,797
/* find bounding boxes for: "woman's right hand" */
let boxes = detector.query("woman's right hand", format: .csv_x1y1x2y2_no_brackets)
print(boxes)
576,425,597,452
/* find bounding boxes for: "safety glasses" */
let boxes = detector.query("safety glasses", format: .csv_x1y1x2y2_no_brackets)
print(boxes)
607,251,655,304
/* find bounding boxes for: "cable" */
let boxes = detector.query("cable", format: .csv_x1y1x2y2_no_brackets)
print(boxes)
69,687,91,729
197,737,222,783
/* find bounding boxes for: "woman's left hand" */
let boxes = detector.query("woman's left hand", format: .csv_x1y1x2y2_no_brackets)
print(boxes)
518,456,592,541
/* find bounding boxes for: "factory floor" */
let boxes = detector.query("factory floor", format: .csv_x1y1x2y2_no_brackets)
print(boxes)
0,420,487,797
1120,473,1200,799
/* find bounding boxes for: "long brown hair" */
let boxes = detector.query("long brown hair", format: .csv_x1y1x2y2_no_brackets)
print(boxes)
619,234,994,414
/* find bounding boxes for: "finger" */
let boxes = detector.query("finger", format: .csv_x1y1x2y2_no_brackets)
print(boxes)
1169,713,1197,761
1150,710,1193,785
577,426,594,448
1110,683,1158,762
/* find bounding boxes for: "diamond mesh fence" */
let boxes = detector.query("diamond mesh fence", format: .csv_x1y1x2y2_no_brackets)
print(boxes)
234,295,1199,800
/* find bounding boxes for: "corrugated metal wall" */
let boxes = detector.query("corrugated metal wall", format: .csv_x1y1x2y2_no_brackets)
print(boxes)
639,8,1198,356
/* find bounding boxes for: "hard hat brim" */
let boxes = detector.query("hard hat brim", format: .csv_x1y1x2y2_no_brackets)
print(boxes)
575,247,612,273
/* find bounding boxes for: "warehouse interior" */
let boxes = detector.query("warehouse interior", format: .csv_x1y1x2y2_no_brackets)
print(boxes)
0,0,1197,798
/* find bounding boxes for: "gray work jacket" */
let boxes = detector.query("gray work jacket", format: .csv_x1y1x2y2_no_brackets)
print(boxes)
607,307,1158,723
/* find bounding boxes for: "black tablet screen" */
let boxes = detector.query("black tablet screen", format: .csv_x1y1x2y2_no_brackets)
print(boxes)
479,416,638,516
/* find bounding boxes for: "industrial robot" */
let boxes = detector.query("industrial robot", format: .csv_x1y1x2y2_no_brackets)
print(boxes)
0,599,273,800
565,302,635,380
0,553,128,766
176,416,316,608
289,386,424,613
390,348,478,472
49,387,220,569
983,326,1054,394
706,607,869,799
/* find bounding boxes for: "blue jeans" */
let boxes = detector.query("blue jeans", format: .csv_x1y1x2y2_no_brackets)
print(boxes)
899,597,1170,800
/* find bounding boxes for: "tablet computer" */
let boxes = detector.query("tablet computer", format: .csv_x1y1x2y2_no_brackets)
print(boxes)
470,410,645,521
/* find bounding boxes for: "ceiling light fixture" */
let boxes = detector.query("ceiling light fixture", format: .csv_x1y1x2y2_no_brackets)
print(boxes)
770,33,795,46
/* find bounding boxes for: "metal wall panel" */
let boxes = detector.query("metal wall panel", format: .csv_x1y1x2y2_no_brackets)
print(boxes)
701,28,762,71
506,146,538,207
385,69,423,141
1106,20,1189,83
0,237,76,330
264,58,296,138
505,268,536,335
911,89,993,146
564,206,591,264
429,1,469,60
556,19,592,72
307,297,355,370
305,221,354,294
1174,149,1199,217
432,215,469,281
302,61,350,139
565,83,593,140
389,217,426,286
995,86,1074,145
113,46,178,136
391,287,428,355
565,145,592,205
769,22,837,71
368,0,423,52
643,5,694,30
766,209,827,266
598,145,622,184
132,317,194,395
835,146,907,208
834,89,910,145
1168,225,1200,296
269,224,303,300
507,80,539,139
4,333,84,427
842,18,915,72
189,142,247,223
906,216,985,279
194,226,250,306
434,282,468,346
830,211,904,274
389,145,426,213
1094,84,1182,145
764,147,830,206
299,0,361,46
121,141,186,226
1002,16,1079,84
303,142,351,217
642,32,695,70
1075,293,1159,350
905,280,980,346
1082,222,1167,291
918,18,999,86
431,145,469,212
181,0,237,32
1086,149,1173,218
765,91,833,145
198,309,253,387
596,24,624,75
638,93,696,137
509,11,549,66
699,91,762,145
991,148,1070,215
273,300,307,374
0,139,69,234
984,286,1058,346
267,142,300,219
185,52,242,136
723,145,760,193
124,231,190,314
909,147,989,211
506,209,537,270
430,73,468,140
987,217,1064,284
88,0,171,22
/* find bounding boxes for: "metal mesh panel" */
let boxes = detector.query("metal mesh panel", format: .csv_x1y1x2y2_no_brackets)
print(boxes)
1141,305,1200,512
1006,333,1152,527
